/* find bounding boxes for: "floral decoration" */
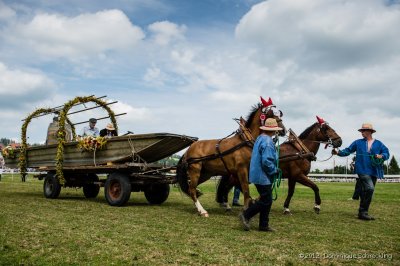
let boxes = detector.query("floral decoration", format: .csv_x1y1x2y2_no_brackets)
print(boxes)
77,136,107,151
1,146,17,159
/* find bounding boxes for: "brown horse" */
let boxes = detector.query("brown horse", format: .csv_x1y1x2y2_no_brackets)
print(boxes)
176,97,286,217
216,116,342,215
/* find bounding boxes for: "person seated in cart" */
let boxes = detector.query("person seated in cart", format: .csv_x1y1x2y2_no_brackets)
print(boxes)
100,123,117,138
46,116,73,145
79,118,99,138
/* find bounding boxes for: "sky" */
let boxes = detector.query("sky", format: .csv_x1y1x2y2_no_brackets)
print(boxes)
0,0,399,170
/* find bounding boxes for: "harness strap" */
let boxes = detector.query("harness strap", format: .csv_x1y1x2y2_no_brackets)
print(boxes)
216,139,232,175
287,129,312,155
186,140,253,165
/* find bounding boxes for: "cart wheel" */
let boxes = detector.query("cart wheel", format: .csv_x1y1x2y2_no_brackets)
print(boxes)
144,184,170,204
104,172,131,206
83,174,100,198
43,172,61,199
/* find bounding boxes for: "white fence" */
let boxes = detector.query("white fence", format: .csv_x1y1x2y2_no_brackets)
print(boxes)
308,174,400,183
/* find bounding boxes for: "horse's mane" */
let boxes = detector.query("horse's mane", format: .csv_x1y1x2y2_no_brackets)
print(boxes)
245,104,261,128
298,122,319,139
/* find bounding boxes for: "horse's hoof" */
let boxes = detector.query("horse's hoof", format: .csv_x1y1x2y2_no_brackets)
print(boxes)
198,211,209,217
314,206,321,214
225,207,232,212
283,208,292,215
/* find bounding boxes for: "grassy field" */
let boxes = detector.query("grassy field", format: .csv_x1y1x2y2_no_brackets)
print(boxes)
0,174,399,265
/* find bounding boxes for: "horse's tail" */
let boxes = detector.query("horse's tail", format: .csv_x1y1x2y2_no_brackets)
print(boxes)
176,156,190,196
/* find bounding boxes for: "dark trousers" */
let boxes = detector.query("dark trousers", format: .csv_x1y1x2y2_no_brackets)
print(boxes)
358,174,377,214
352,178,362,200
243,184,272,228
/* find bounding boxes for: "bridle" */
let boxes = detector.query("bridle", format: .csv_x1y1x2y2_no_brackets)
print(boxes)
302,123,340,148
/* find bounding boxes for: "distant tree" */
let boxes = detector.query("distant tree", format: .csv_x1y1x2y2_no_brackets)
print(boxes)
388,156,400,175
333,165,347,174
0,138,14,146
312,168,321,174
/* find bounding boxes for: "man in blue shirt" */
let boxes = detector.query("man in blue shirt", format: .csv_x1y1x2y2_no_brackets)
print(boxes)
239,118,281,232
332,123,389,221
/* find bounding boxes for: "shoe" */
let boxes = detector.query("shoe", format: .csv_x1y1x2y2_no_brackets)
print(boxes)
358,213,375,221
232,202,242,207
239,213,250,231
259,226,275,232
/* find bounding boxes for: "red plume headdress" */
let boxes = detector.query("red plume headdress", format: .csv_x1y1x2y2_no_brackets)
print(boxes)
260,96,274,108
316,115,326,125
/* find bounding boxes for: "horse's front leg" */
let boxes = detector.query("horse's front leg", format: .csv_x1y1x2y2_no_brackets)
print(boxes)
187,164,209,217
297,174,321,214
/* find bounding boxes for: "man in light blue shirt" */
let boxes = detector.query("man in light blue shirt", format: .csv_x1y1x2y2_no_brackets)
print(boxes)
333,123,389,221
79,118,100,138
239,118,281,232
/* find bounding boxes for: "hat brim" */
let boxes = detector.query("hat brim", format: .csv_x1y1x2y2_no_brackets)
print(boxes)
106,126,115,130
260,126,282,131
358,128,376,133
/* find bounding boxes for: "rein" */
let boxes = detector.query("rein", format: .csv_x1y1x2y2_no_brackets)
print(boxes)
272,136,282,201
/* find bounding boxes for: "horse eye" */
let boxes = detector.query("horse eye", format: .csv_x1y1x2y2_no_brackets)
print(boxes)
279,110,283,117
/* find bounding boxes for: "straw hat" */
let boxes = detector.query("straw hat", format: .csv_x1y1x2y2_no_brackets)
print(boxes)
106,123,115,131
260,118,282,131
358,123,376,133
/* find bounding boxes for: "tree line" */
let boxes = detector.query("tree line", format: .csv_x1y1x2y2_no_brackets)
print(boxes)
311,156,400,175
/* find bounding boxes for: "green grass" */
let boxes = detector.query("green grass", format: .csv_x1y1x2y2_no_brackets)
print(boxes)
0,174,399,265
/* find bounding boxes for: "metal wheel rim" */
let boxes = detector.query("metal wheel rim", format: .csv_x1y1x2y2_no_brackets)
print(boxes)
108,180,121,201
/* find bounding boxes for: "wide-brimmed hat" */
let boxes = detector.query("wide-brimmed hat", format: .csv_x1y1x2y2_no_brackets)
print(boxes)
89,118,97,123
260,118,282,131
106,123,115,131
358,123,376,133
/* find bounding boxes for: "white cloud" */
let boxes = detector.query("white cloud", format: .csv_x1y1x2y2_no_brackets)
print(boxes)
148,21,186,46
7,9,145,60
0,1,16,21
235,0,400,70
0,62,56,108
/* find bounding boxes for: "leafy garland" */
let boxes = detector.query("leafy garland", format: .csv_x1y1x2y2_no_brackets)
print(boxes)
20,108,54,178
56,96,117,184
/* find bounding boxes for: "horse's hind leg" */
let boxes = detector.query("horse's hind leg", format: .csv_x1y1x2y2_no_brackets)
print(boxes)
297,174,321,214
283,177,296,215
187,163,209,217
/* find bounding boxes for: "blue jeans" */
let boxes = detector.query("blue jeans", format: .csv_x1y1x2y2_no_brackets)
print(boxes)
352,178,362,200
358,174,377,214
232,186,241,204
243,184,272,228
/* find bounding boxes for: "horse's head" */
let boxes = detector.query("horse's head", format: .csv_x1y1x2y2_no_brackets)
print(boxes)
245,96,286,138
314,116,342,148
259,96,286,136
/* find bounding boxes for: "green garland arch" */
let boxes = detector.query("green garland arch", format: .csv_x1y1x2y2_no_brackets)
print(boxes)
56,96,117,184
19,108,54,178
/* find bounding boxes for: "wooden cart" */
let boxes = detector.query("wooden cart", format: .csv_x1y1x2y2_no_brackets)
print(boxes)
2,96,197,206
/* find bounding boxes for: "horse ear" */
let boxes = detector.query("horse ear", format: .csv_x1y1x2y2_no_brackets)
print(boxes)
260,96,273,107
316,115,325,125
